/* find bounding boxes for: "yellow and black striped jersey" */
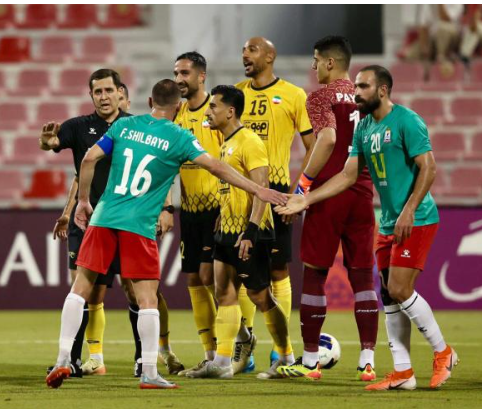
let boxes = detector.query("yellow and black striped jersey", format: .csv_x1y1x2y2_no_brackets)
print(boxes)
236,78,312,191
217,127,274,245
175,94,224,219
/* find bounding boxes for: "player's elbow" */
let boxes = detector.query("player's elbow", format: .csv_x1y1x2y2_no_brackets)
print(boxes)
205,158,222,177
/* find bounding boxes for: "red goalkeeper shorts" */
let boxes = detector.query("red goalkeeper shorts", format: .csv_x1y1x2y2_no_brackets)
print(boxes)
76,226,160,280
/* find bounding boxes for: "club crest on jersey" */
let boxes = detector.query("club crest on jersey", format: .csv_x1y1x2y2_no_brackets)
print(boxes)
272,96,282,104
384,129,391,143
202,119,210,128
363,135,369,143
227,147,234,156
89,128,97,135
192,139,204,152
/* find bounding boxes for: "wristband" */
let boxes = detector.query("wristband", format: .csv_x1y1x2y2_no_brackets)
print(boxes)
296,172,314,195
244,222,259,245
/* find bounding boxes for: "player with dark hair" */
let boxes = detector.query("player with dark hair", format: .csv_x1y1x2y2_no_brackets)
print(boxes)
235,37,314,372
278,36,378,381
276,65,458,391
173,51,223,376
186,85,294,380
119,82,131,112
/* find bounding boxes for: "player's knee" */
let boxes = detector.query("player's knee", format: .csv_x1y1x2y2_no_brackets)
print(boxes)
379,268,394,306
387,283,410,304
247,287,275,312
348,268,374,293
270,265,288,281
187,272,203,287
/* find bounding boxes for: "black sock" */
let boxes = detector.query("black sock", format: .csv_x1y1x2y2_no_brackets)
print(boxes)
129,303,142,361
71,302,89,366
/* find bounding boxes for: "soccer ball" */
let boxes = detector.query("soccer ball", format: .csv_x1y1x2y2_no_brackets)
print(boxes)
318,333,341,369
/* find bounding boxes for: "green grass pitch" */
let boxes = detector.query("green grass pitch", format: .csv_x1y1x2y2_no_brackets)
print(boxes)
0,310,481,409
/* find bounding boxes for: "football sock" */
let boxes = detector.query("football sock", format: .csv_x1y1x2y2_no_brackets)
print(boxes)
58,293,85,365
215,305,241,364
348,268,379,351
70,300,89,366
239,284,256,329
188,286,217,354
399,291,447,353
157,292,171,352
128,303,142,361
206,284,215,299
359,349,375,368
271,276,292,323
138,309,160,379
235,322,251,343
263,304,293,356
385,304,412,371
86,303,105,362
302,350,319,367
300,266,328,352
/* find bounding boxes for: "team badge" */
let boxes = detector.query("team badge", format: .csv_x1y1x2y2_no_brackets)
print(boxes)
202,119,210,128
272,96,282,104
192,140,204,152
384,129,391,143
227,147,234,156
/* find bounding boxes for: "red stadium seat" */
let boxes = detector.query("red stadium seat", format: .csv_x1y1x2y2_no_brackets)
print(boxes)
36,36,74,63
449,97,482,126
0,4,15,29
410,98,444,125
390,62,424,92
4,136,44,165
79,101,94,116
8,69,50,97
17,4,57,29
431,132,466,161
77,35,114,63
102,4,141,28
349,63,367,82
59,5,97,29
52,68,91,97
0,70,5,90
45,148,72,165
470,60,482,83
30,102,70,130
0,170,25,200
0,102,27,130
447,167,482,197
24,169,67,199
466,132,482,161
428,62,465,83
0,37,30,63
430,166,448,197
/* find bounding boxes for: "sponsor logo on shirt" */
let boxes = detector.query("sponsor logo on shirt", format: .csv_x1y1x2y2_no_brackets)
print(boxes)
192,140,204,152
401,249,411,258
272,96,282,104
227,147,234,156
89,128,97,135
363,135,369,143
202,119,210,128
384,129,391,143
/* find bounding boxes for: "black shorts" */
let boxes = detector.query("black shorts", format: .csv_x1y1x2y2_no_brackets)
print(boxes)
213,242,271,291
180,210,218,273
270,209,292,267
68,218,120,287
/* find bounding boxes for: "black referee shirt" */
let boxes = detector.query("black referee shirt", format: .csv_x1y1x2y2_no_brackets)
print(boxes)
54,110,131,206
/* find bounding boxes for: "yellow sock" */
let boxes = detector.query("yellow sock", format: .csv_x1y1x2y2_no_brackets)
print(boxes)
188,286,217,352
216,305,241,358
158,292,170,350
86,303,105,356
206,284,215,299
272,276,292,323
263,303,293,356
238,284,256,329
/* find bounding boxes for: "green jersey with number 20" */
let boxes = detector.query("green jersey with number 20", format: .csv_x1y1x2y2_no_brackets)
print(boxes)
350,104,439,235
89,115,206,240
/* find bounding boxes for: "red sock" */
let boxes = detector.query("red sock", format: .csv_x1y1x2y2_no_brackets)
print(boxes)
348,268,379,350
300,266,328,352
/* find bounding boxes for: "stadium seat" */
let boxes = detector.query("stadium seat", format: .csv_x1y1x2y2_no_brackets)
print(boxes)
59,5,98,29
449,97,482,126
0,170,25,200
422,62,464,92
79,101,94,116
17,4,57,29
36,36,74,63
470,60,482,83
349,63,367,82
447,167,482,197
431,132,466,161
31,102,70,130
4,136,45,165
7,69,50,97
410,98,444,125
0,36,30,63
430,166,448,197
0,70,5,90
101,4,141,28
390,62,424,92
45,148,73,165
23,169,67,199
0,102,27,130
0,4,15,29
466,132,482,161
52,68,91,97
77,35,114,63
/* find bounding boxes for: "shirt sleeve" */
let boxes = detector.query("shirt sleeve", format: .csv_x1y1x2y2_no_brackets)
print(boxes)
179,128,207,162
242,135,269,172
402,112,432,158
295,88,313,136
54,117,78,151
349,125,363,157
306,89,336,137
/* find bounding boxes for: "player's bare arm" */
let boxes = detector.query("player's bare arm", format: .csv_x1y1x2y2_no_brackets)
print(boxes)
39,122,61,151
157,187,174,239
276,154,365,215
235,166,270,261
75,144,107,230
53,176,78,241
394,151,437,244
192,152,287,206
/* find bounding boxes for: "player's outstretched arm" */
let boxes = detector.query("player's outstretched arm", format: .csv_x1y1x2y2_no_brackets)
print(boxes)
75,145,106,230
53,176,78,240
192,153,287,206
275,155,364,215
394,151,437,244
39,122,61,151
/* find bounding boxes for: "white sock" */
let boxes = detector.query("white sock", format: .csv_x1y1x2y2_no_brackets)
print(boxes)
302,350,319,368
205,350,216,361
57,293,86,366
90,353,104,364
385,304,412,372
212,354,231,368
236,323,251,343
399,292,447,353
280,352,295,365
358,349,375,368
138,309,160,379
